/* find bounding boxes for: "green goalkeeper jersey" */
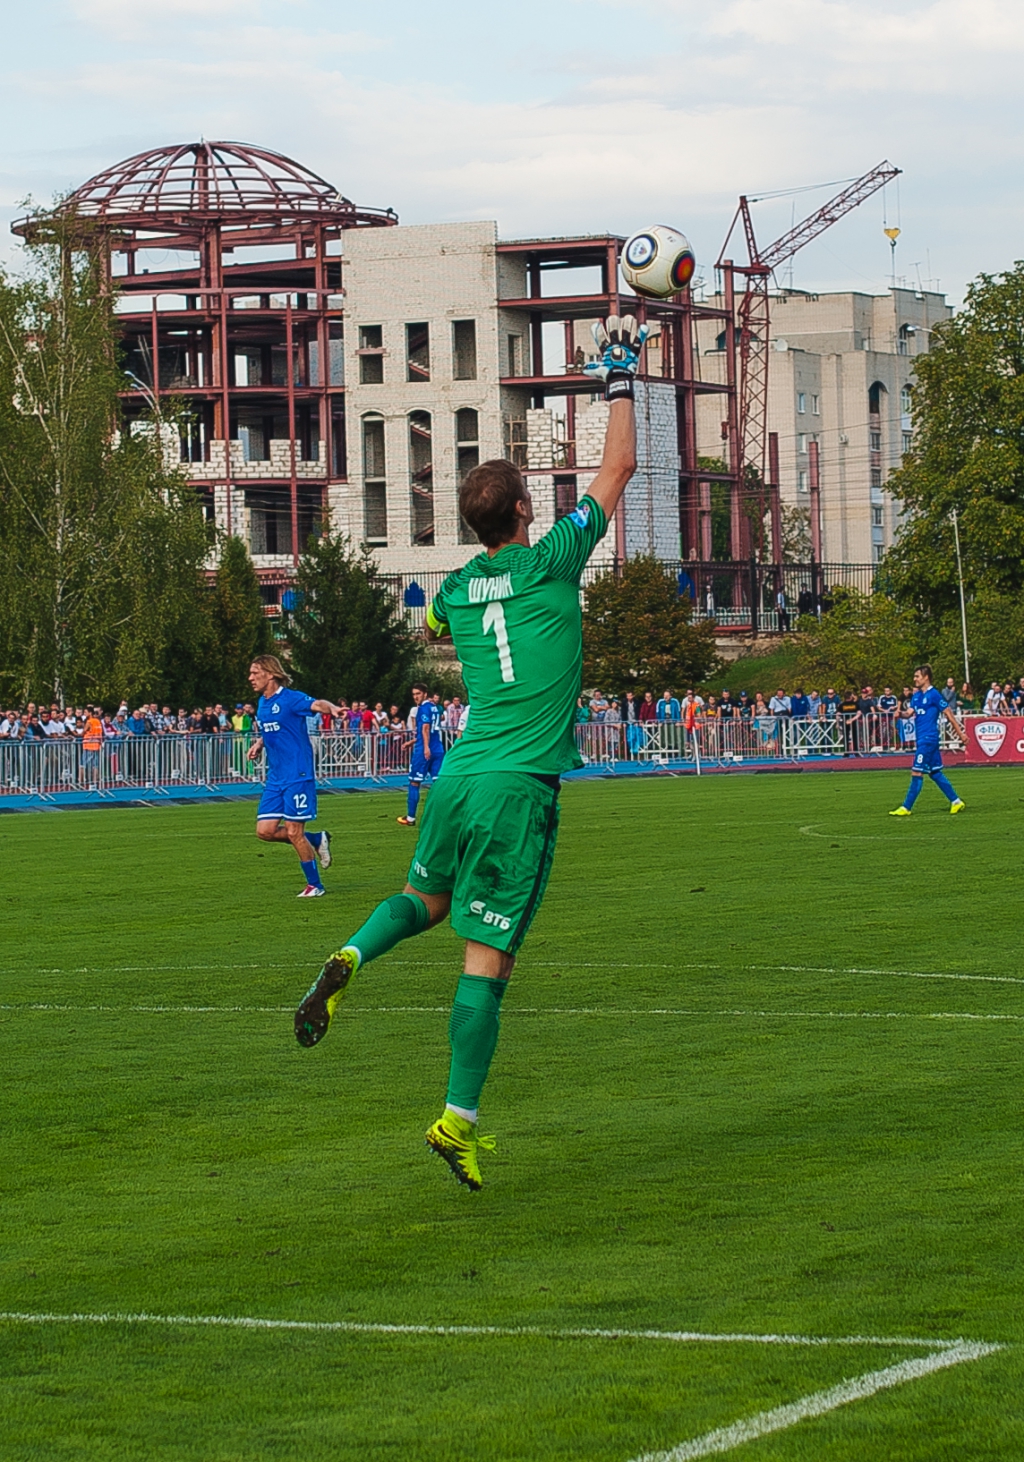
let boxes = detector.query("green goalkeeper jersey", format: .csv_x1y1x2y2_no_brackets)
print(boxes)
427,496,609,777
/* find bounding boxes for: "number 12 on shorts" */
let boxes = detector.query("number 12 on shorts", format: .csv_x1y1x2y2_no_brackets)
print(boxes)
482,601,516,683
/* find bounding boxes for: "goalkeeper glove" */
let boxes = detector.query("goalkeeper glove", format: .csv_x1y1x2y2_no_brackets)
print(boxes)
583,315,648,402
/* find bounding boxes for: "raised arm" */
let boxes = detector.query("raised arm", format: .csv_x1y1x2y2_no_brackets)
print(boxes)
584,398,637,522
582,316,642,521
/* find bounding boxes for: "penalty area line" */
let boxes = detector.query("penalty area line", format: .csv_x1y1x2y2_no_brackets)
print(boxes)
749,963,1024,987
0,1313,1001,1459
1,960,680,977
0,1311,992,1352
0,1004,1022,1023
627,1339,1002,1462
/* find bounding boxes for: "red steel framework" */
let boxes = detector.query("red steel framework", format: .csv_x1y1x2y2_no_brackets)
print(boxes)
494,235,734,564
13,141,397,579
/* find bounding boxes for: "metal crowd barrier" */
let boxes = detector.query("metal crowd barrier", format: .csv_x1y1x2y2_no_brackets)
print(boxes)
574,711,960,770
0,715,965,799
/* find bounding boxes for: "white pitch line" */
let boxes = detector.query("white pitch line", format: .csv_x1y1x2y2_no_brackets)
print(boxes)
0,1310,987,1351
749,963,1024,987
627,1340,1002,1462
1,960,681,976
5,960,1020,986
1,1003,1022,1023
0,1312,1001,1460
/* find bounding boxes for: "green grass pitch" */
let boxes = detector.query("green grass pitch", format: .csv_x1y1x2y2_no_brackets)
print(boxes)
2,767,1022,1460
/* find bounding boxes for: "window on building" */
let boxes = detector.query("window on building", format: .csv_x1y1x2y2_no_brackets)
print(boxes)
868,381,885,415
507,335,523,378
504,417,527,468
456,408,480,544
898,324,912,356
900,386,912,415
870,431,882,452
409,410,434,544
797,392,806,414
554,476,578,520
359,325,384,385
362,414,387,545
902,431,913,454
407,323,430,382
798,470,808,493
797,433,808,454
452,320,477,381
871,468,883,489
811,394,820,415
873,543,884,563
872,505,883,527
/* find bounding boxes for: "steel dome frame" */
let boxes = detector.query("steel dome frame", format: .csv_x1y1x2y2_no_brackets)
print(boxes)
11,141,397,579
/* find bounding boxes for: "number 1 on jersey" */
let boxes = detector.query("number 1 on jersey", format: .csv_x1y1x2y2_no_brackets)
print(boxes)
482,601,516,684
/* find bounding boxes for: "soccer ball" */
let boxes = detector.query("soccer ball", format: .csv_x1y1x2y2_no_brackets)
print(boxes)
621,225,696,300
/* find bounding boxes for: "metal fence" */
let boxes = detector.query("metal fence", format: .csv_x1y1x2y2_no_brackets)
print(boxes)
379,560,878,631
0,716,967,800
574,712,963,771
0,732,377,798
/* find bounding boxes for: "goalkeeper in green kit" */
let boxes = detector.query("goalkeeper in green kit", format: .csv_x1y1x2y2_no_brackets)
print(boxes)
294,317,645,1190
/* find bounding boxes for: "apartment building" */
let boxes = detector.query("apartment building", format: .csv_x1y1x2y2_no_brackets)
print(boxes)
692,286,952,563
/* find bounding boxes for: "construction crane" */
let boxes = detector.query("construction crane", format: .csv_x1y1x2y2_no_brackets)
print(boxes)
715,160,901,556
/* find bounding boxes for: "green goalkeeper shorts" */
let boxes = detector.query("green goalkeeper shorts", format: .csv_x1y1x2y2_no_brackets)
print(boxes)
406,771,560,955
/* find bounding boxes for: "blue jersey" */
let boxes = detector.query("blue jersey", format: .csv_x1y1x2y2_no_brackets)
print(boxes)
256,687,317,783
911,686,944,745
416,700,444,753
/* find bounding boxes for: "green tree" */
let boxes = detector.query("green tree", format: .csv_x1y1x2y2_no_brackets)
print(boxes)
924,587,1024,693
286,531,419,703
795,588,920,690
582,555,722,696
0,208,212,706
210,535,271,703
886,263,1024,611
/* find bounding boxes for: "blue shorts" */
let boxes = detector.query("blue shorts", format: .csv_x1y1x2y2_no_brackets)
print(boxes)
913,743,943,774
258,779,317,822
410,745,444,784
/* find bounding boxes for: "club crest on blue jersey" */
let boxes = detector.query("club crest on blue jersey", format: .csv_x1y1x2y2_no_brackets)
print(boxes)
568,502,591,530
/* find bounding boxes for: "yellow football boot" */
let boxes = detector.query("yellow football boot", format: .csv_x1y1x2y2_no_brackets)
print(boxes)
425,1109,495,1192
294,949,359,1047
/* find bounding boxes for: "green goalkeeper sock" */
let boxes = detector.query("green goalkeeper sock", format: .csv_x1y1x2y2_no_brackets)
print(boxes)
343,893,429,968
446,975,507,1111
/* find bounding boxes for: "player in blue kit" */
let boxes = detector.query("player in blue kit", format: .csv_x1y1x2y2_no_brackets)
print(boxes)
246,655,344,896
890,663,967,816
397,683,444,827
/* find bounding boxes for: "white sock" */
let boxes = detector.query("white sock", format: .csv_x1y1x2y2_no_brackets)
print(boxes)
446,1102,478,1124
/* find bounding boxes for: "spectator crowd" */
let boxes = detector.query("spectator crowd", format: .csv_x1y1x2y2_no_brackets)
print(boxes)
0,693,473,778
3,675,1021,765
573,676,1024,759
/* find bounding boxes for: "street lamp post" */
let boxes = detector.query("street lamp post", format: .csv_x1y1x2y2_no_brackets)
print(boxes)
951,508,970,687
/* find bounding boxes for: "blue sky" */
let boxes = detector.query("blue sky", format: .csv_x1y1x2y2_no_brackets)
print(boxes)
4,0,1024,301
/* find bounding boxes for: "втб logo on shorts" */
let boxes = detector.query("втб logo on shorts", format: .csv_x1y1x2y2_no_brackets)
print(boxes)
469,899,511,931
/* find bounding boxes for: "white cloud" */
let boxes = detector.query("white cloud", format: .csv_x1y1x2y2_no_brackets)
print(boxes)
4,0,1024,295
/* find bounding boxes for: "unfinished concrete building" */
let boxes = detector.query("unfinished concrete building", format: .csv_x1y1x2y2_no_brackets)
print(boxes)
14,143,720,604
13,141,949,618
